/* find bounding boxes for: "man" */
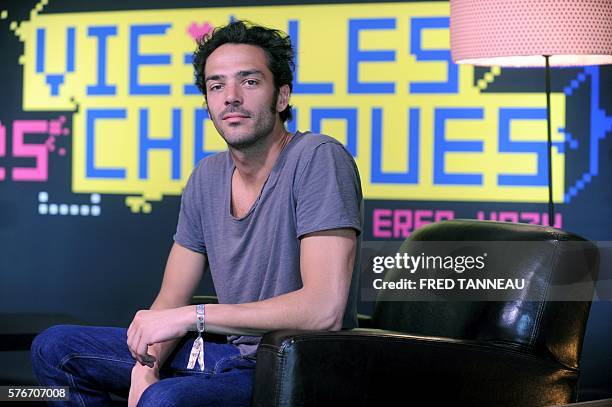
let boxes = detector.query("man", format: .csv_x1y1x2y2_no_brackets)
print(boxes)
31,20,362,406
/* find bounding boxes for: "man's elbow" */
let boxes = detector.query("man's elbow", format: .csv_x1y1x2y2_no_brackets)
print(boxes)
312,308,344,331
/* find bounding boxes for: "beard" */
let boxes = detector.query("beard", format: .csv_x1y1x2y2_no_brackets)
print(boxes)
211,90,279,152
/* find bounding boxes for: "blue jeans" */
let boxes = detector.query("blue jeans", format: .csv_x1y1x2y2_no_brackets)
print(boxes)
31,325,256,406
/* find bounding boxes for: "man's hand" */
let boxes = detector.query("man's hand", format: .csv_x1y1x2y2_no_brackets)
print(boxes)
127,306,192,366
128,364,159,407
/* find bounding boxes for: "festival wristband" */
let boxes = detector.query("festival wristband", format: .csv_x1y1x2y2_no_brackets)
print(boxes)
187,304,205,371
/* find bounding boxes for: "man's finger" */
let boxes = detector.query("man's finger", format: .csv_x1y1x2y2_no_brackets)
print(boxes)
134,332,157,368
135,333,150,361
126,326,136,357
131,329,145,364
134,329,152,361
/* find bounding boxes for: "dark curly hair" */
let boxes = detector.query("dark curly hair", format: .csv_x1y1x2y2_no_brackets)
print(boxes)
193,20,295,123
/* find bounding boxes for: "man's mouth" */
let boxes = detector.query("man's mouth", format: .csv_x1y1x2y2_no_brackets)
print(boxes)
222,113,250,121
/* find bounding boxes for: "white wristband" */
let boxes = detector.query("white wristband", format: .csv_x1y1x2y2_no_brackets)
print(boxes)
196,304,205,334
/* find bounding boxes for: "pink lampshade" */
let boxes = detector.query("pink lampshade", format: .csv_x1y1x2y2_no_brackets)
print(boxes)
450,0,612,67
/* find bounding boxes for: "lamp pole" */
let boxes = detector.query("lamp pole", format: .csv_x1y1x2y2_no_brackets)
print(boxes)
544,55,554,227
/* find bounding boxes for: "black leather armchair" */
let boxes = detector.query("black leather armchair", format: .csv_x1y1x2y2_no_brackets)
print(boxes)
251,220,600,407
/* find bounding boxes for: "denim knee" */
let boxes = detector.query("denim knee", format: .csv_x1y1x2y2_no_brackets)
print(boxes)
31,324,78,368
137,381,181,407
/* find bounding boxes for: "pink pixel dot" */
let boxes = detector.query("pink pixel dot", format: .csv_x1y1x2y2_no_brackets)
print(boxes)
49,120,61,135
45,136,57,152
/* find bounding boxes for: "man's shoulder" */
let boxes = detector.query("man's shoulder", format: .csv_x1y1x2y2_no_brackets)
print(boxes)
288,131,360,189
291,131,351,160
294,131,343,149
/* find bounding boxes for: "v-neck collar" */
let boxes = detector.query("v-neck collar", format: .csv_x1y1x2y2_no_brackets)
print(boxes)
227,131,303,221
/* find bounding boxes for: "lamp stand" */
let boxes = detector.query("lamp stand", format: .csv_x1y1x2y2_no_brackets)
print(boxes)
544,55,554,227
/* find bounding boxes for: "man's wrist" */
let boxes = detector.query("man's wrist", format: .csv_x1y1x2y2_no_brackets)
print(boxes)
183,305,197,330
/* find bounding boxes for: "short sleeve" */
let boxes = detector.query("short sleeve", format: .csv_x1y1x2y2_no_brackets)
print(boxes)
295,142,363,238
173,167,207,254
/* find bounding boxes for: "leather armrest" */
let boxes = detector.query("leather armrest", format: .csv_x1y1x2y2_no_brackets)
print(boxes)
252,329,578,407
190,295,219,305
357,313,374,328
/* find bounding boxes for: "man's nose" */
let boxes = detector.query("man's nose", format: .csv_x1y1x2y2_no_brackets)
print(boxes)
224,82,243,106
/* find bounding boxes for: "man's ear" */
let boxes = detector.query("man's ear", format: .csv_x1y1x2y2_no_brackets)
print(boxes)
276,85,291,112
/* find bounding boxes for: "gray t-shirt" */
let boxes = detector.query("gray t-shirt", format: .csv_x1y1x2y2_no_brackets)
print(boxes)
173,131,363,356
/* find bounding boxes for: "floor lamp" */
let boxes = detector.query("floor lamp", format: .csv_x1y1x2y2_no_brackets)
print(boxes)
450,0,612,226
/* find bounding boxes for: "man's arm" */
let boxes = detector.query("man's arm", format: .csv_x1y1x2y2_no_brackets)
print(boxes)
205,228,356,333
127,242,206,407
127,228,356,360
128,242,206,367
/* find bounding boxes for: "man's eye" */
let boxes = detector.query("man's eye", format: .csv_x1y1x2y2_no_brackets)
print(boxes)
209,84,223,91
244,79,258,86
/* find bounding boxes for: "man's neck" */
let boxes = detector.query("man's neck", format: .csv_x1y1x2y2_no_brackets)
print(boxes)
229,121,292,187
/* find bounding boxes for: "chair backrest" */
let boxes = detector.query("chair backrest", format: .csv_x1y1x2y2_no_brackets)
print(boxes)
372,219,599,369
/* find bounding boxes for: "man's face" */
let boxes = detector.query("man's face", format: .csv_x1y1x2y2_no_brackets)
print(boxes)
203,43,288,150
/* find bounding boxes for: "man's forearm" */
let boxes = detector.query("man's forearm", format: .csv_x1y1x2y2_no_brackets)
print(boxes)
186,287,346,337
128,275,351,366
145,299,192,371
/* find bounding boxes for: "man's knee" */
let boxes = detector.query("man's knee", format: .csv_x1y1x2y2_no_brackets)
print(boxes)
31,325,82,367
136,375,253,407
137,381,181,407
